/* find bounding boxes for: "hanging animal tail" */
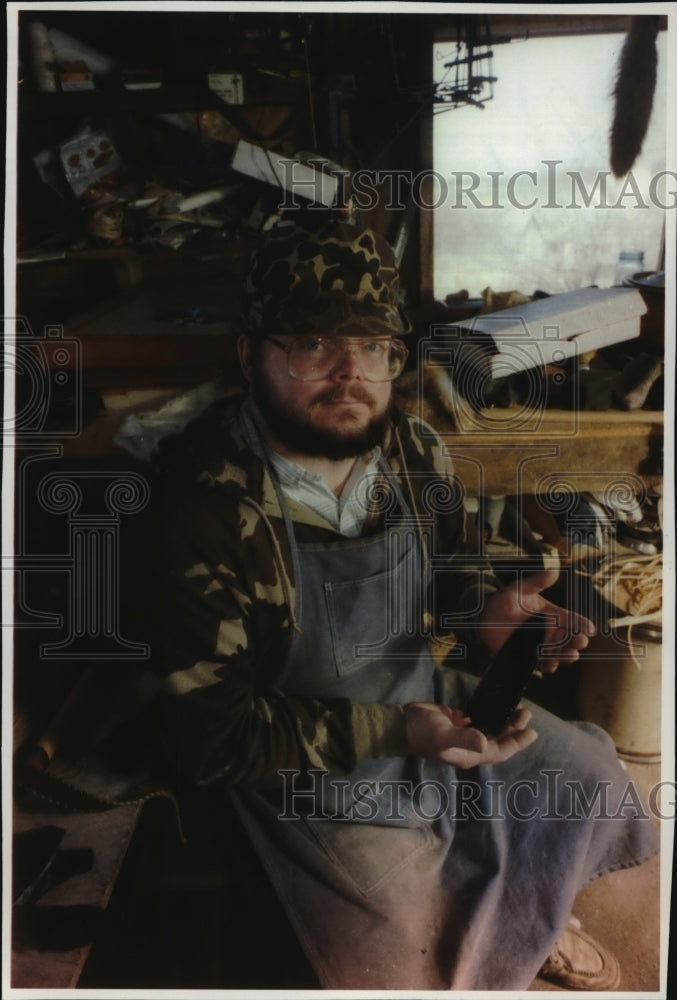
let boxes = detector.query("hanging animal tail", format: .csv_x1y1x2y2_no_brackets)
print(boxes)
610,15,660,178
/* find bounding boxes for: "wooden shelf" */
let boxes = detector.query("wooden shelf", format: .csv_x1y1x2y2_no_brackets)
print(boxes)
440,408,663,496
18,77,309,118
395,375,664,495
35,278,244,386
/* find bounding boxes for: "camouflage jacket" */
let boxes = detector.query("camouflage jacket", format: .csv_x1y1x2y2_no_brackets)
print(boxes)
145,393,497,790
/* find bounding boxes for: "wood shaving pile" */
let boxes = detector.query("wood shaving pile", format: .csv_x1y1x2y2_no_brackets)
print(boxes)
590,553,662,628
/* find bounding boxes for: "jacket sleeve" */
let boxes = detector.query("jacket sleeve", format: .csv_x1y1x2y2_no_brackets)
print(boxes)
146,485,409,790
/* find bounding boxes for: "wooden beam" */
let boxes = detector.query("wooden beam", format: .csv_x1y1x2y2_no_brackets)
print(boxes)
434,14,668,43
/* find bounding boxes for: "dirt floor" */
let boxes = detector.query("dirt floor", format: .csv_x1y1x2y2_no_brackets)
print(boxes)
530,759,665,993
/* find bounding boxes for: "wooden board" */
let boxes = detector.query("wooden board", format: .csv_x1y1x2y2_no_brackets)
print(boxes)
44,280,242,385
11,804,143,989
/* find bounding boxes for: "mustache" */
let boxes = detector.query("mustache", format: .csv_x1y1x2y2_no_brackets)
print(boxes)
311,385,377,407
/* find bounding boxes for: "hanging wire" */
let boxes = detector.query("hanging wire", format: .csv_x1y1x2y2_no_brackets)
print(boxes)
302,34,319,151
433,16,498,112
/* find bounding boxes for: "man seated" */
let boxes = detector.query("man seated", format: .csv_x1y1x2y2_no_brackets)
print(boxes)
149,218,658,990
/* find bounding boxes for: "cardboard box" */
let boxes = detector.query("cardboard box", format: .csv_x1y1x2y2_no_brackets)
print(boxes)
207,72,244,105
59,59,94,91
60,72,94,91
452,287,647,377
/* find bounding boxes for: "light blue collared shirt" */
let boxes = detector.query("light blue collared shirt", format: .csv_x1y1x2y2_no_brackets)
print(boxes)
238,399,382,538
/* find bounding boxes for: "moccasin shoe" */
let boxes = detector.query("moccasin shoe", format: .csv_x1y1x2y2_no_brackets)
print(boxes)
539,919,621,990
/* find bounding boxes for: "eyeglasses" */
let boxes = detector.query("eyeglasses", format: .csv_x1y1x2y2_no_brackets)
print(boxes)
264,334,408,382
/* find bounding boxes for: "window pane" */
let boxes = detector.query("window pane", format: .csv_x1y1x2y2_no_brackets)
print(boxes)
433,31,668,298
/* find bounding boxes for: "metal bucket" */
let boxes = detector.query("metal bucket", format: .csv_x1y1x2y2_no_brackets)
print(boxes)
577,623,662,763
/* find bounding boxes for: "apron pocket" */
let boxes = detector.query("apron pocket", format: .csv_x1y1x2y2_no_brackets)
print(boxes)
324,546,417,677
301,817,439,898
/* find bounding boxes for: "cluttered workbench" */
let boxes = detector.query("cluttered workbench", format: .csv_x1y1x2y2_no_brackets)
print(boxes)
27,274,663,500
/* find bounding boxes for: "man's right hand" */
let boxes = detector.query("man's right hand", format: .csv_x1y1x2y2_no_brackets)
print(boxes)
403,702,538,769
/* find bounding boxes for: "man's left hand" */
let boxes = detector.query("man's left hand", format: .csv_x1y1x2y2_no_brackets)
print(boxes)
478,566,595,672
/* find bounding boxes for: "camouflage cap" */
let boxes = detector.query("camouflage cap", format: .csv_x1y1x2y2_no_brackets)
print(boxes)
246,221,412,338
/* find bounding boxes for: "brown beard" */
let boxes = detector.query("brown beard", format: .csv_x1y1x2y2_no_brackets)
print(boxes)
250,370,393,459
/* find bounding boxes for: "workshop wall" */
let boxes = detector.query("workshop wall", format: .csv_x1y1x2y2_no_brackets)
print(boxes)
16,10,433,329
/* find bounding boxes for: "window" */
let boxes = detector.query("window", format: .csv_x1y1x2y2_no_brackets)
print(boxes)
433,30,668,299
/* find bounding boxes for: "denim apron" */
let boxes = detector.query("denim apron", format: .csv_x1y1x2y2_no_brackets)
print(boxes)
231,463,659,990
